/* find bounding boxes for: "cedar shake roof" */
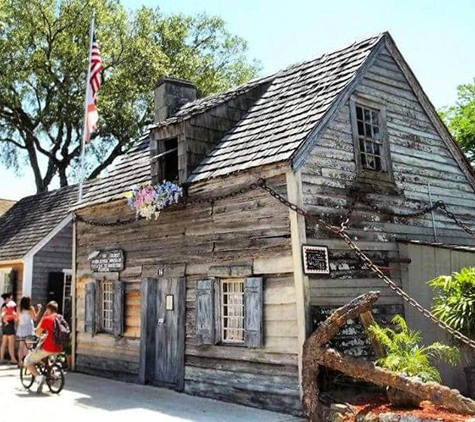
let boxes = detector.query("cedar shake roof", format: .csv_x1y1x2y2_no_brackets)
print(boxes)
151,75,274,130
0,185,78,261
76,33,386,208
78,135,150,208
188,33,384,182
0,199,16,217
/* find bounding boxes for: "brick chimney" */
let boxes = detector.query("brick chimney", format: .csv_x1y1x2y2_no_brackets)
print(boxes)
154,77,197,123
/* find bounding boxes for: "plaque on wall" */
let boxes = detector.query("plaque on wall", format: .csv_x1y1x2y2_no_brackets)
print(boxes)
302,245,330,274
90,249,125,272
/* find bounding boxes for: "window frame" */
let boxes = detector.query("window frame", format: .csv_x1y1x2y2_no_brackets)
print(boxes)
350,97,394,183
219,278,245,345
0,268,12,295
151,136,179,183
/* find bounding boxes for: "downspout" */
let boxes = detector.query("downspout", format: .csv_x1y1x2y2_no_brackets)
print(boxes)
71,214,77,370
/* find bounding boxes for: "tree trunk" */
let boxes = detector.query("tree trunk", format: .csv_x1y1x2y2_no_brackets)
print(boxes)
301,291,475,420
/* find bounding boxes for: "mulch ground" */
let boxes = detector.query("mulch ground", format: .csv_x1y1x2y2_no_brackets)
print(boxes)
340,393,473,421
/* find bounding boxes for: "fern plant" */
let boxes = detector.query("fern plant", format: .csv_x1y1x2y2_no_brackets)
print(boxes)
429,267,475,339
368,315,459,383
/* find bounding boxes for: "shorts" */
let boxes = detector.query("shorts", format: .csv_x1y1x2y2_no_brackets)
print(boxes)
24,349,55,366
1,322,15,336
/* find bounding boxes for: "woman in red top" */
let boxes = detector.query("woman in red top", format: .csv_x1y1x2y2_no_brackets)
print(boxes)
24,301,62,392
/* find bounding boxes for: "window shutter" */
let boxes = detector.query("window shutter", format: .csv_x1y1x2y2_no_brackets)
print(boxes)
112,281,125,336
85,281,96,333
244,277,263,348
195,279,215,345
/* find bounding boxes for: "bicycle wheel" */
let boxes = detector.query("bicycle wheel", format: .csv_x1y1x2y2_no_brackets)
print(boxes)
20,365,35,389
46,363,65,394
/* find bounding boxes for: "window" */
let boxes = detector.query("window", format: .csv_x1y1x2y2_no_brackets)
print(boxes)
221,279,245,344
351,100,392,179
153,137,178,183
101,281,114,332
0,269,13,295
84,280,125,336
195,277,263,348
356,105,384,171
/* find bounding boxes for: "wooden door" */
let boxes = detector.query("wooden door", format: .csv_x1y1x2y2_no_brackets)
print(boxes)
139,276,185,391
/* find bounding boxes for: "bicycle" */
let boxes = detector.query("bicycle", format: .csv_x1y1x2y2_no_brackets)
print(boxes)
19,336,65,394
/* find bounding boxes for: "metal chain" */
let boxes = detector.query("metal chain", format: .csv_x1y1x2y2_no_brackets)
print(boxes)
74,184,261,226
257,178,475,350
438,203,475,237
74,214,137,227
357,196,475,238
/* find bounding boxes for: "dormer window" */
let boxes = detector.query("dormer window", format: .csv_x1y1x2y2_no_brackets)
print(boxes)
154,137,178,182
350,98,393,179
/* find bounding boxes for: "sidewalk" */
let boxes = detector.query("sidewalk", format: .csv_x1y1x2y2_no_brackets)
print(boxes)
0,365,304,421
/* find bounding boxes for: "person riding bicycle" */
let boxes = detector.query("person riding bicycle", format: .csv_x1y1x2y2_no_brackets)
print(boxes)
24,301,62,392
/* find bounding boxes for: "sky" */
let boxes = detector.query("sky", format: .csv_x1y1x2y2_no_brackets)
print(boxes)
1,0,474,200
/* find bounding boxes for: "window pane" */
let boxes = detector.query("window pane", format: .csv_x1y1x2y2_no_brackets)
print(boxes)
373,143,381,156
365,123,372,138
356,106,363,120
361,153,367,168
102,282,113,332
365,141,373,154
371,111,379,126
373,125,380,140
366,155,376,170
357,121,365,136
364,108,371,122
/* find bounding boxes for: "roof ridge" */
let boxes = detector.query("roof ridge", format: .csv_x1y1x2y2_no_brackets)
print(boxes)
273,32,386,78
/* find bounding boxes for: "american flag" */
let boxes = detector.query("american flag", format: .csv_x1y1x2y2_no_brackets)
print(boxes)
85,33,103,143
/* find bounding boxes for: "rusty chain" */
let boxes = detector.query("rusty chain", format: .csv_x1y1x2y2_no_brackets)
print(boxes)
256,178,475,350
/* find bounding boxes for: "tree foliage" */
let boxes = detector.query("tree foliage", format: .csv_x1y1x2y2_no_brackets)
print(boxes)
440,80,475,164
429,267,475,340
0,0,259,193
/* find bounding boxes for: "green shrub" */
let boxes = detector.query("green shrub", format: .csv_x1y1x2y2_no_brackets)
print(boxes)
368,315,459,383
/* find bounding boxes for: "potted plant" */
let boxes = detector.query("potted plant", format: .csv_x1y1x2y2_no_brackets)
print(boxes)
368,314,459,407
429,267,475,396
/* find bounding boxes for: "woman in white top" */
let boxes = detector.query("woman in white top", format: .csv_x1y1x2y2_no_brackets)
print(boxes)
16,296,42,365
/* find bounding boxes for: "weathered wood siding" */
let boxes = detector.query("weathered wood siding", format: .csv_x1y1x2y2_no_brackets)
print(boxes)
32,223,72,305
75,165,301,414
399,242,475,393
300,47,475,354
302,45,475,306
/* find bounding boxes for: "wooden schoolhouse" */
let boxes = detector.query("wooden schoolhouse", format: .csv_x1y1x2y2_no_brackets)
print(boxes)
72,32,475,414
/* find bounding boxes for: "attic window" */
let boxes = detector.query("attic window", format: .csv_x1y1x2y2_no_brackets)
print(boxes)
350,99,392,178
156,138,178,182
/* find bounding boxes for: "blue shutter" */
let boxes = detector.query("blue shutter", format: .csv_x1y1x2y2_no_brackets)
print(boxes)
85,281,96,333
195,279,215,345
112,281,125,336
244,277,263,348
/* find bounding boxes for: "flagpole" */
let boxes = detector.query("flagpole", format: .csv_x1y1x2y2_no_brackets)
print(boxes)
78,10,96,202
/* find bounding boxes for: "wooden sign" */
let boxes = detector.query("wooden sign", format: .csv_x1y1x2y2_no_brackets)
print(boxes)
90,249,125,272
302,245,330,274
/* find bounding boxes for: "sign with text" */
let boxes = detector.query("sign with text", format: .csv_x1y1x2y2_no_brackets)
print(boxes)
302,245,330,274
90,249,125,272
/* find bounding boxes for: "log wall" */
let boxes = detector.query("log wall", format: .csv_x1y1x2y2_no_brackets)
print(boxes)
75,165,302,414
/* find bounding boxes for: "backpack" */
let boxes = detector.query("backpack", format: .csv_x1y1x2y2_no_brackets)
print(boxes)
53,314,70,348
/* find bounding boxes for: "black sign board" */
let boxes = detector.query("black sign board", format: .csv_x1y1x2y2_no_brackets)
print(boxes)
90,249,125,272
302,245,330,274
